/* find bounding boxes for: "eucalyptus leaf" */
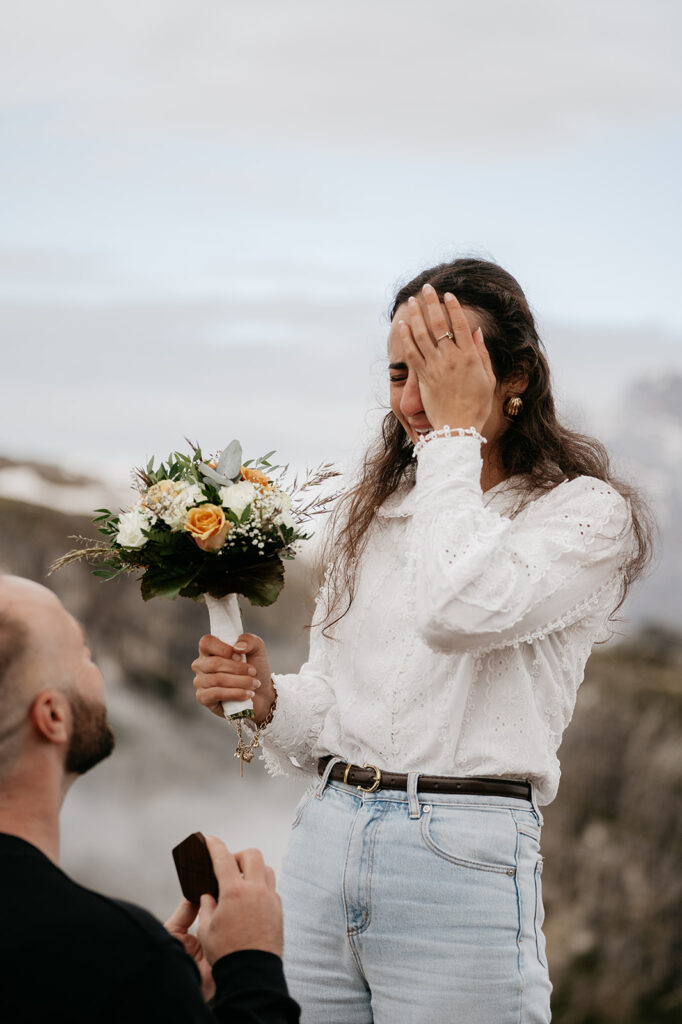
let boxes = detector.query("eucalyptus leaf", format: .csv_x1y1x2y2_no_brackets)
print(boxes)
217,439,242,479
198,438,243,487
197,463,225,486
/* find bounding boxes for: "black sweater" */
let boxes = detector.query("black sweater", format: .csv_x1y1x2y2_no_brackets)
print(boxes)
0,833,300,1023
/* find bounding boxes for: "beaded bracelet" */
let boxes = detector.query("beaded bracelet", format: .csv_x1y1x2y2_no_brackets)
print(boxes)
412,425,487,457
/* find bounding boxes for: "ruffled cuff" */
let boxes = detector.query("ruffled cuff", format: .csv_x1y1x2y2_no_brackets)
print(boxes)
257,673,323,778
414,435,484,505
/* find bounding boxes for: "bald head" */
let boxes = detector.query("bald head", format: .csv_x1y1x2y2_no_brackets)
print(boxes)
0,578,71,708
0,605,28,689
0,575,70,648
0,577,110,774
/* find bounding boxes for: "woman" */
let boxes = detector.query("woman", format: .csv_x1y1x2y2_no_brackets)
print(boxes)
192,259,652,1023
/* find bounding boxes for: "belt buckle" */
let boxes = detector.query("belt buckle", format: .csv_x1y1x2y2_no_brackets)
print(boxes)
356,762,381,793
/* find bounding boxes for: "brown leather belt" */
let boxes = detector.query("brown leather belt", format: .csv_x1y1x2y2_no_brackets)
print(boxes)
318,756,532,801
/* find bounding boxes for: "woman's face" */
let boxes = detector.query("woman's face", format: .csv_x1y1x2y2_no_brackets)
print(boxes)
387,300,508,446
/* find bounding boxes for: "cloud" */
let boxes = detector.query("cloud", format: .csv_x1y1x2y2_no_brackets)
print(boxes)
2,1,681,154
0,247,140,302
0,296,385,474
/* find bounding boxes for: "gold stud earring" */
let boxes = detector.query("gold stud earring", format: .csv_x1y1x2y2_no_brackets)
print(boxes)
503,395,523,418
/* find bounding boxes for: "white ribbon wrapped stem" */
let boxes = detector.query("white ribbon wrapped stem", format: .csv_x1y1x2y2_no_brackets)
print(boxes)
204,593,254,721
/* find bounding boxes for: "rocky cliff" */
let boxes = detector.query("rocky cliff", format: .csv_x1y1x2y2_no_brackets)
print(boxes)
543,633,682,1022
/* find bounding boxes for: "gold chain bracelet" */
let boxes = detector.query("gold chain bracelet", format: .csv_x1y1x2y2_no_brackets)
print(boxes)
234,684,278,777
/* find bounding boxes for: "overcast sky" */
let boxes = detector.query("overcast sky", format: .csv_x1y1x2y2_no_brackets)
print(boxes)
1,0,681,477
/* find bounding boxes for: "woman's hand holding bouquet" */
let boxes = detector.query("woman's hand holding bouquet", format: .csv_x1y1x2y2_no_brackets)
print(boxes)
192,632,276,726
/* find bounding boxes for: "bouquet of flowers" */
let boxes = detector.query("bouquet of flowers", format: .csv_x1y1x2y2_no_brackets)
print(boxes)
52,438,337,739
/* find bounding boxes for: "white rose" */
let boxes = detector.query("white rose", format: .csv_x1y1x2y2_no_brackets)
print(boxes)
219,481,257,517
273,492,296,530
161,482,205,529
275,508,296,530
116,508,150,548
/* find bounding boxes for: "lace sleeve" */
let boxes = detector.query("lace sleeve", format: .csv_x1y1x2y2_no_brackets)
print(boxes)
258,589,336,777
409,436,633,653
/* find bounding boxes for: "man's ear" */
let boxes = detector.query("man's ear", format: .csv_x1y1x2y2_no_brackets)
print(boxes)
29,691,71,746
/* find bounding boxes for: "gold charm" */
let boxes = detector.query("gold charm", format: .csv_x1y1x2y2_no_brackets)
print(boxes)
232,689,277,776
234,721,261,777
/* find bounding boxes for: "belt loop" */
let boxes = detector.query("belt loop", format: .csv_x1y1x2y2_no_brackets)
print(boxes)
407,772,421,819
316,756,344,799
529,781,544,826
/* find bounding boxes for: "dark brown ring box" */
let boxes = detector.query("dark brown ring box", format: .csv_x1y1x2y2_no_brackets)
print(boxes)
172,831,219,904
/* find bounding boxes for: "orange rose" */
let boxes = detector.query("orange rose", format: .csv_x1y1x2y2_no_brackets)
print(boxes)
185,504,231,552
241,466,272,489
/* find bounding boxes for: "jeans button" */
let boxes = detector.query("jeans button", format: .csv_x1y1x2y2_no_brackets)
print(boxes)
423,804,431,813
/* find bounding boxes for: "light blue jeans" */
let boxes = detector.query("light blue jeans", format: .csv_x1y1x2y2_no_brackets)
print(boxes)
279,762,552,1023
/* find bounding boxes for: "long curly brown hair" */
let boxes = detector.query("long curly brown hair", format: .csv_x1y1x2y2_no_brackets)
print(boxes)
319,258,654,630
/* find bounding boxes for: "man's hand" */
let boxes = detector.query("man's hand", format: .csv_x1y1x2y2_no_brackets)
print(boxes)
198,837,283,965
164,898,216,1002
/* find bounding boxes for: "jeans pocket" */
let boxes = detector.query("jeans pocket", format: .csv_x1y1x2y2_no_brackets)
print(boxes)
291,783,316,830
420,805,517,875
516,823,548,969
534,858,548,968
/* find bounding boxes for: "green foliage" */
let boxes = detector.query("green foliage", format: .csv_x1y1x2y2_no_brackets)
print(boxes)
243,450,280,473
92,508,120,540
143,447,205,488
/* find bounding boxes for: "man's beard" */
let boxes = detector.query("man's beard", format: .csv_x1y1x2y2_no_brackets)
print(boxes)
65,693,115,775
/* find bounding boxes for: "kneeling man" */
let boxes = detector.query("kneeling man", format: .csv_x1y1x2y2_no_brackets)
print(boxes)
0,576,299,1023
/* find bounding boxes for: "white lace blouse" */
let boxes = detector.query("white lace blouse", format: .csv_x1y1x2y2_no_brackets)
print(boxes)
259,436,633,805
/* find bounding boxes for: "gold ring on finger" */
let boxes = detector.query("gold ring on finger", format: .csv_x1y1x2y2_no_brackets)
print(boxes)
436,331,454,342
